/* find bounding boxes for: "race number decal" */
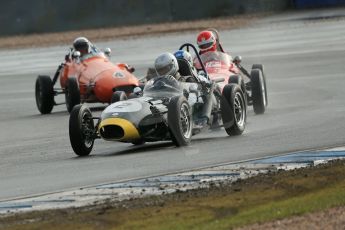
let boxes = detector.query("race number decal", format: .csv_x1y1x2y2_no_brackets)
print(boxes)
113,71,125,78
205,61,221,68
104,101,142,113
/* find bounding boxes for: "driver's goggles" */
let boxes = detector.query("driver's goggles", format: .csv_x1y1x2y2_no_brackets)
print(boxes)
199,42,213,50
156,63,174,76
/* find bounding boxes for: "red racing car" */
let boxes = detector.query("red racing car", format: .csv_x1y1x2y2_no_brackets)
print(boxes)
35,43,140,114
188,29,268,114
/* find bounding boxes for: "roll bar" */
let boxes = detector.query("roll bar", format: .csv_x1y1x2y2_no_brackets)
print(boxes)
178,43,210,81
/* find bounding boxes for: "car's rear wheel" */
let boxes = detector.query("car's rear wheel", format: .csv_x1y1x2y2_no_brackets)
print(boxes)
252,64,268,106
221,84,246,135
168,96,192,146
251,69,266,114
111,91,127,104
69,104,95,156
35,75,54,114
65,77,80,113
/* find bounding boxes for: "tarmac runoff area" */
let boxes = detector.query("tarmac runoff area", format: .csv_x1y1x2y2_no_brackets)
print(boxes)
1,147,345,215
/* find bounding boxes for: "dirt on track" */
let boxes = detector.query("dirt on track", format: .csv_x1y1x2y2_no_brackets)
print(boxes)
0,14,261,50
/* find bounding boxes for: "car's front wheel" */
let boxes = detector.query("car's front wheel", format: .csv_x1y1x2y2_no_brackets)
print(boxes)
69,104,95,156
168,96,192,146
221,84,246,135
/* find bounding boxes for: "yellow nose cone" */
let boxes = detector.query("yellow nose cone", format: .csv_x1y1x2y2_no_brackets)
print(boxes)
98,118,140,141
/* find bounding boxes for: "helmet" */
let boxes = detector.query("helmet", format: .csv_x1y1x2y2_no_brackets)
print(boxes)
154,52,179,77
73,37,91,54
197,30,217,52
174,50,193,66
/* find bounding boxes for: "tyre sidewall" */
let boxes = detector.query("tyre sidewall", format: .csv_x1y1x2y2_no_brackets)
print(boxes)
69,104,94,156
251,69,266,114
168,96,192,146
228,74,246,103
35,75,54,114
65,77,80,112
252,64,268,106
221,84,246,135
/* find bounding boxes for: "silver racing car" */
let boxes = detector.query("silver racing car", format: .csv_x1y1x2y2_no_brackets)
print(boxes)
69,44,247,156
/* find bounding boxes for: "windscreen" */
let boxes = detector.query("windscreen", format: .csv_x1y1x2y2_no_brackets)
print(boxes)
194,51,232,69
143,75,182,98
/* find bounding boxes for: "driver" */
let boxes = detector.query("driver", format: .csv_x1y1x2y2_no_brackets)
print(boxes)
71,37,106,60
154,52,184,81
174,50,198,79
196,30,218,55
174,50,211,85
73,37,93,56
196,30,224,54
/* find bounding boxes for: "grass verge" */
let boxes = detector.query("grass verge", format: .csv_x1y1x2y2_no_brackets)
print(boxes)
1,160,345,229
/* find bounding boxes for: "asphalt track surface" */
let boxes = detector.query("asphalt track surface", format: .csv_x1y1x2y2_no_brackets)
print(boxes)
0,9,345,201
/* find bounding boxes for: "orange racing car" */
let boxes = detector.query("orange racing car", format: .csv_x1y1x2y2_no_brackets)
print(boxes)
35,38,140,114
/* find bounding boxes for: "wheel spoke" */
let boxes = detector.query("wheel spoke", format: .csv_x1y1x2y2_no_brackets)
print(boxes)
234,92,245,126
81,113,94,148
180,103,192,139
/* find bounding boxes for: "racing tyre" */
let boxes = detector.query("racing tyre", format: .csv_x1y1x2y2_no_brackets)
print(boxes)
252,64,268,106
35,75,54,114
69,104,95,156
228,74,246,100
168,96,192,146
65,77,80,113
111,91,127,104
251,69,267,114
221,84,246,135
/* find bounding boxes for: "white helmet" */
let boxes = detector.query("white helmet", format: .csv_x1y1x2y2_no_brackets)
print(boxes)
154,52,179,77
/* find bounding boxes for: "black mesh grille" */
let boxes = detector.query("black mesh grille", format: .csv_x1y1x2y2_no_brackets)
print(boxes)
113,85,135,94
100,125,124,140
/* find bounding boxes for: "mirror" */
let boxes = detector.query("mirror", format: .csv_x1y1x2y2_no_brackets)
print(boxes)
128,66,135,73
104,48,111,57
72,51,81,59
133,86,142,95
233,55,242,64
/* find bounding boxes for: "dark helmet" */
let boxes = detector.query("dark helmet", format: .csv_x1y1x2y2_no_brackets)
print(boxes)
73,37,91,54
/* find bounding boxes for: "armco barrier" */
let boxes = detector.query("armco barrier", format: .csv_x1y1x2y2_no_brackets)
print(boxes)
294,0,345,9
0,0,292,36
